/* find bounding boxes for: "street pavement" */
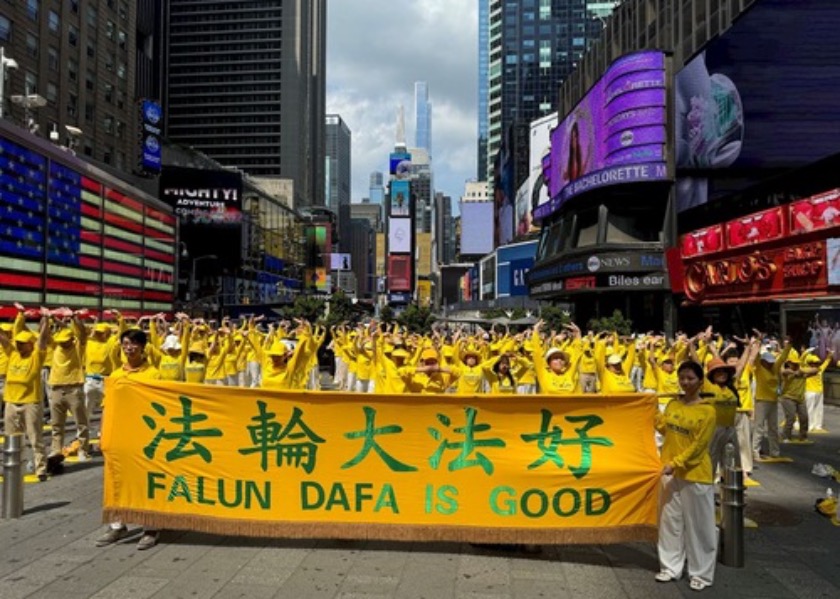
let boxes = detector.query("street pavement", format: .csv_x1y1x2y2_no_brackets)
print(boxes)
1,404,839,599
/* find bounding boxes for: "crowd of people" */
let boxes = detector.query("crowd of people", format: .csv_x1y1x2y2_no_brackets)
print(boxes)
0,303,833,581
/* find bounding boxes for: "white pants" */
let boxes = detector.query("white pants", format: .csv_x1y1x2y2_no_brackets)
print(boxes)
346,372,357,392
805,391,824,431
658,476,717,585
753,400,780,457
734,412,753,475
84,377,105,436
355,378,372,393
333,358,347,390
226,375,238,387
246,361,261,388
516,383,536,395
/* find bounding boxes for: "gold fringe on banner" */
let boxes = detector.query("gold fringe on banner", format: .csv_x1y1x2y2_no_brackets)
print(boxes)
103,508,656,545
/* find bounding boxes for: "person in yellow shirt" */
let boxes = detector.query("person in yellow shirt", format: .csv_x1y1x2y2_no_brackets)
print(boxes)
482,354,519,394
452,343,496,395
731,340,759,481
595,336,636,394
96,328,162,551
48,314,91,461
752,342,790,459
702,357,741,477
184,341,208,384
779,352,820,442
406,348,459,394
84,321,121,441
259,321,322,390
0,316,49,480
0,321,15,410
577,338,599,393
804,352,832,433
530,321,581,394
203,329,229,385
654,360,717,591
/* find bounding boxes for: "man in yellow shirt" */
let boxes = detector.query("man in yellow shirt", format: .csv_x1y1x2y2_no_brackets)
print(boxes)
48,317,91,461
84,322,120,441
96,328,162,550
0,316,50,480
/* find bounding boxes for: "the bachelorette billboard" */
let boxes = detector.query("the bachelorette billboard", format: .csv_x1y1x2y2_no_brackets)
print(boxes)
538,51,669,219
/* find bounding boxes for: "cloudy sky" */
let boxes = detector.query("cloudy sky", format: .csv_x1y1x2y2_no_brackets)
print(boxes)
326,0,478,204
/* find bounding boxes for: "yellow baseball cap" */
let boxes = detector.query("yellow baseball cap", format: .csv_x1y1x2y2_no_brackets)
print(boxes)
14,330,37,344
53,328,74,343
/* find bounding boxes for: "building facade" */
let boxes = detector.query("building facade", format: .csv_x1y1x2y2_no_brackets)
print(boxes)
325,114,351,253
164,0,326,208
485,0,607,185
414,81,431,156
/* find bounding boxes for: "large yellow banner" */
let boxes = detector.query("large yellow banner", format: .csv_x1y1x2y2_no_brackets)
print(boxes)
102,380,660,544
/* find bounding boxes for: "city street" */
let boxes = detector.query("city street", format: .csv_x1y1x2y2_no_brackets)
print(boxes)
1,404,839,599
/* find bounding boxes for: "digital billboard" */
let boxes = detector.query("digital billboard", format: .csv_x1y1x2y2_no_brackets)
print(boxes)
675,0,840,212
526,113,556,234
0,134,175,313
160,167,242,226
330,253,351,271
493,125,516,247
460,201,494,257
138,99,162,174
390,180,411,217
388,255,412,292
539,51,669,219
389,152,412,176
388,218,412,253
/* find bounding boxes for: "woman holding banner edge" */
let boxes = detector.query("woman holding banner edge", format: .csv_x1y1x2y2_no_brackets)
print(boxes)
654,360,717,592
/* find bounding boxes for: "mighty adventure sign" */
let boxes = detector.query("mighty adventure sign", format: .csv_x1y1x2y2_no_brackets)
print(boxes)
102,380,660,544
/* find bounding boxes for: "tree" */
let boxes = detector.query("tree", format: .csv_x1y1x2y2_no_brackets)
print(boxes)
539,304,571,333
379,304,395,324
587,309,633,336
396,304,437,334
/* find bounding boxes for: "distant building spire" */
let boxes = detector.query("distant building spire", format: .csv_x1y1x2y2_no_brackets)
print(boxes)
396,104,406,150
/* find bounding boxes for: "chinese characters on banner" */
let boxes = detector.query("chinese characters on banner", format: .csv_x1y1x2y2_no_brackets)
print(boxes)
102,380,660,545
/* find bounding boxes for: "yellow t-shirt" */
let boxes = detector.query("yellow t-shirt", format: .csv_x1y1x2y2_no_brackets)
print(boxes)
703,380,739,427
158,354,184,382
656,399,716,484
5,349,46,404
184,361,207,384
49,342,85,386
85,338,116,376
754,361,781,402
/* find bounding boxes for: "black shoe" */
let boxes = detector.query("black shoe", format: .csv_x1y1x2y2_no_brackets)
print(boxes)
46,454,65,475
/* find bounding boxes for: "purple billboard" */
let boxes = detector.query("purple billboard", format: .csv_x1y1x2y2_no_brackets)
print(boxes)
538,51,670,220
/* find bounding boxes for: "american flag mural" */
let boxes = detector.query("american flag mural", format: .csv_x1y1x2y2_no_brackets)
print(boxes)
0,135,176,317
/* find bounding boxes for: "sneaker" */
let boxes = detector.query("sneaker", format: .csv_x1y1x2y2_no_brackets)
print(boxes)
689,577,710,591
96,526,128,547
655,571,677,582
37,473,48,482
136,531,159,551
76,450,90,462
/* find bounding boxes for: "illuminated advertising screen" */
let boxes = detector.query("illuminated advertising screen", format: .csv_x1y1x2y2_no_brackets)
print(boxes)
0,135,175,314
388,218,412,253
305,225,330,268
526,112,556,233
675,0,840,212
330,253,351,271
538,51,669,219
388,255,412,292
493,125,516,247
160,167,242,226
390,180,411,217
389,152,411,176
460,201,494,256
138,99,162,174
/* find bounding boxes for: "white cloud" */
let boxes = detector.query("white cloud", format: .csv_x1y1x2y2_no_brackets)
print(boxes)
327,0,478,203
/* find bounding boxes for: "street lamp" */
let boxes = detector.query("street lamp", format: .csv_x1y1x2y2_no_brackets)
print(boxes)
10,87,47,134
189,254,217,303
0,47,20,119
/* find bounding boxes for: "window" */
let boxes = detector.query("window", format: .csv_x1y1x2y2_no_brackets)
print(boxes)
103,145,113,165
68,25,78,46
104,84,114,103
46,82,57,103
67,93,77,117
26,32,38,57
574,208,600,248
117,63,126,79
86,39,96,58
118,1,127,21
48,10,59,33
115,120,124,139
68,58,78,82
83,140,93,157
106,20,115,40
47,47,58,70
118,30,126,50
86,6,97,27
116,90,125,109
85,71,95,91
604,204,663,244
24,72,37,94
103,116,113,134
85,102,94,122
26,0,38,20
70,0,79,14
105,54,114,72
0,16,11,42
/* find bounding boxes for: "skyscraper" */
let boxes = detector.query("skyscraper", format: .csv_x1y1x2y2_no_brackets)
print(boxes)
369,171,385,205
325,114,351,253
164,0,326,208
485,1,607,183
477,0,490,181
414,81,432,156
